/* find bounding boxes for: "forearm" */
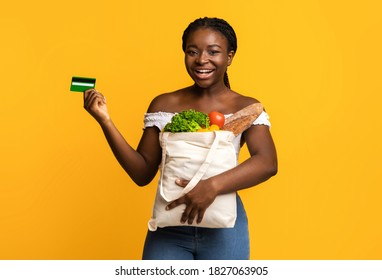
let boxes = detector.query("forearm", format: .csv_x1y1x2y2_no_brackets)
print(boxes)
211,154,278,195
99,119,157,186
210,124,278,195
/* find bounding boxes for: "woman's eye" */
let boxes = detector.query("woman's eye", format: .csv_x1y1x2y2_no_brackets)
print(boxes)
187,50,198,56
209,50,220,55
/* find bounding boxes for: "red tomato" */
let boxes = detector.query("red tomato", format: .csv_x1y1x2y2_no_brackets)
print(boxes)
208,111,225,128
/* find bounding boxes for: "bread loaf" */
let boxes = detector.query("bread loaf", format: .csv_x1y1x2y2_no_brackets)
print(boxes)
222,103,263,136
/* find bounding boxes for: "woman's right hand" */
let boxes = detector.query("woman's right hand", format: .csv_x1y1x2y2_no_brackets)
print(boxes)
83,89,110,125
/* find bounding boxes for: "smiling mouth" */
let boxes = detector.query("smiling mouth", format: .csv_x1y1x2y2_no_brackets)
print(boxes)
194,69,215,79
195,69,214,74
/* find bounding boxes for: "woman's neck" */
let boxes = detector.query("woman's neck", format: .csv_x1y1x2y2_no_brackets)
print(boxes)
191,83,230,97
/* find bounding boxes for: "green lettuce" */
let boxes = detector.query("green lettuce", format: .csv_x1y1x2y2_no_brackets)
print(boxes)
164,109,210,133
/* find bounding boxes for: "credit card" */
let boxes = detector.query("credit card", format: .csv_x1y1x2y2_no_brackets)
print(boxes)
70,76,96,92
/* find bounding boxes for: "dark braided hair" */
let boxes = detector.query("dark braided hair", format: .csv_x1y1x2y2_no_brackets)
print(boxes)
182,17,237,89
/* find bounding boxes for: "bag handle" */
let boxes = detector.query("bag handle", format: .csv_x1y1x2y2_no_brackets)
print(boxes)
159,131,169,193
159,131,221,202
181,131,221,194
158,132,172,202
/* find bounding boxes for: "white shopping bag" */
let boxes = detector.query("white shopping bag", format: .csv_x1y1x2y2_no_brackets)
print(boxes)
148,130,237,231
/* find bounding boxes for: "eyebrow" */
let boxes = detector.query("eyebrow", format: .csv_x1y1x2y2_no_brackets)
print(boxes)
186,44,223,49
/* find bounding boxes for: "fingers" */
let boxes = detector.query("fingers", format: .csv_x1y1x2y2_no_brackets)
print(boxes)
83,89,96,104
83,89,110,124
196,209,206,224
175,178,189,188
167,179,213,225
165,197,185,211
84,89,95,108
83,89,106,111
182,207,199,225
166,197,203,225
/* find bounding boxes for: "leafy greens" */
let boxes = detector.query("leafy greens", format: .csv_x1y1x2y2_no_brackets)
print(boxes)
164,109,210,133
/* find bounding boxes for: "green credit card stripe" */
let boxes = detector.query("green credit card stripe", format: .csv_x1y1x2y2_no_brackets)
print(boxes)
71,81,95,87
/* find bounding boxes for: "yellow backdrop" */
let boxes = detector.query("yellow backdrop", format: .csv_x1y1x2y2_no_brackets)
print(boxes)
1,0,381,260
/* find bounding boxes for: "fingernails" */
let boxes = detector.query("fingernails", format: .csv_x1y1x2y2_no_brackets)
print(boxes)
175,179,181,184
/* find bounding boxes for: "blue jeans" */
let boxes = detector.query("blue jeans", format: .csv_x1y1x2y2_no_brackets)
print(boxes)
142,194,249,260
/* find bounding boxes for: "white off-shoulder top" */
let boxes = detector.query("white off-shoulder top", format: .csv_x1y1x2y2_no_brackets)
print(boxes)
143,111,271,157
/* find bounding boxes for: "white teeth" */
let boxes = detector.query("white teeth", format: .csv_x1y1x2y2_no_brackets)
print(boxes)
196,69,213,73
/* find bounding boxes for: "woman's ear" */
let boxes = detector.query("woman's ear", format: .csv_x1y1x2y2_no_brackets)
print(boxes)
227,50,235,66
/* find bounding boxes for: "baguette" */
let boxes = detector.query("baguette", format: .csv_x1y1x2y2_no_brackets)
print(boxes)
222,103,264,136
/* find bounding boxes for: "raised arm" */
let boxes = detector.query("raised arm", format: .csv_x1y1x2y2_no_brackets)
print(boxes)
83,89,162,186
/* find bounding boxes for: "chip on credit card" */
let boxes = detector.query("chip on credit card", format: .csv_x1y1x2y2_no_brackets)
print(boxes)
70,76,96,92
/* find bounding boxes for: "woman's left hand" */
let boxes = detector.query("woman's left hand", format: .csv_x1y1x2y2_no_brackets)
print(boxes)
166,178,218,225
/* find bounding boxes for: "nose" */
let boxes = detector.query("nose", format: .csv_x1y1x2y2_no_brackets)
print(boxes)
196,51,208,64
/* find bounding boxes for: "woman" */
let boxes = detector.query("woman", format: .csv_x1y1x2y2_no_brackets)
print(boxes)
84,17,277,260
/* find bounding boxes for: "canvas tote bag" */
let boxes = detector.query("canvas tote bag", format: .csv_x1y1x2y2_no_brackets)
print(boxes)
148,130,237,231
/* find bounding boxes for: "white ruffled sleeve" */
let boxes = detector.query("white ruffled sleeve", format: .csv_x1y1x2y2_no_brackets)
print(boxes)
253,111,271,127
143,112,174,131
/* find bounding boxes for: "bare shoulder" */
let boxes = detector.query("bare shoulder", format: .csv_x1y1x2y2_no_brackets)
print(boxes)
146,88,190,113
229,91,261,112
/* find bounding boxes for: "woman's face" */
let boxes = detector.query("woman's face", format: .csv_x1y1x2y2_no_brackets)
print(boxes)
184,28,234,89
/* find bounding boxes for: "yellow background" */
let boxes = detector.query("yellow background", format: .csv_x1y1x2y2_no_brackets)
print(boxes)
1,0,381,259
